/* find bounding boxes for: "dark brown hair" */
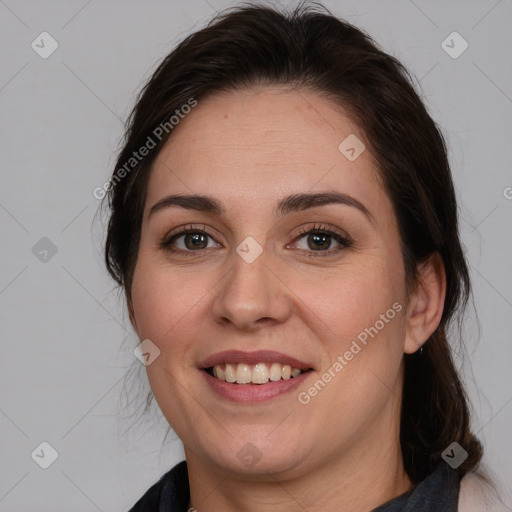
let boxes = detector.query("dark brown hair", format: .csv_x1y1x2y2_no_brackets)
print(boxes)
104,1,482,484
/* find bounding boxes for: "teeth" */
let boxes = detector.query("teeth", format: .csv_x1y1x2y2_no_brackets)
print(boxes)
211,362,305,384
269,363,282,381
213,365,225,380
252,363,269,384
235,364,252,384
224,363,236,383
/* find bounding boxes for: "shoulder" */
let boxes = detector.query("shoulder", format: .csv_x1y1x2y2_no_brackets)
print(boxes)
458,470,511,512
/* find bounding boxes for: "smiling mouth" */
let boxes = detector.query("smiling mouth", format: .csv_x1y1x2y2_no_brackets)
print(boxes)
205,362,312,385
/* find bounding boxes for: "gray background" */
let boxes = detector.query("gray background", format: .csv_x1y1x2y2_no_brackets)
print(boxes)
1,0,511,510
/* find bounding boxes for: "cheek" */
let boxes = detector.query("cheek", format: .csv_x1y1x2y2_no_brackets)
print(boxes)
129,252,211,356
291,255,407,411
297,268,407,433
129,255,212,424
292,256,405,343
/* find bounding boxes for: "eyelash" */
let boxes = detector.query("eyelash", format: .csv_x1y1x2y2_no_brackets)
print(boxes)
160,223,352,258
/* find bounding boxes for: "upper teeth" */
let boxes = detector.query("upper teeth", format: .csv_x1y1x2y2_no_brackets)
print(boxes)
212,363,303,384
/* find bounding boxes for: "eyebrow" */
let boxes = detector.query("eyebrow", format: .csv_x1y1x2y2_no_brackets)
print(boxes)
148,191,373,223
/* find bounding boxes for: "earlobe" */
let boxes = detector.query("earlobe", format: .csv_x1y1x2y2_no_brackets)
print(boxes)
404,252,446,354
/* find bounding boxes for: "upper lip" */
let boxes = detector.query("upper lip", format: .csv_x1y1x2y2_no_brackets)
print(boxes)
198,350,313,371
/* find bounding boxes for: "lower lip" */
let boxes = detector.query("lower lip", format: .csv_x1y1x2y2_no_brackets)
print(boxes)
201,370,311,403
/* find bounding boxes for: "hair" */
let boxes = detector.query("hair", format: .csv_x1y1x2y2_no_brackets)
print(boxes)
103,1,483,485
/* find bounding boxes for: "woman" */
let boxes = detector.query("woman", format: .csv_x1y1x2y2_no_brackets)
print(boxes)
103,3,506,511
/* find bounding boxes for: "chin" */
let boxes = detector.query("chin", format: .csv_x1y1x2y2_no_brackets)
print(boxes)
197,429,313,478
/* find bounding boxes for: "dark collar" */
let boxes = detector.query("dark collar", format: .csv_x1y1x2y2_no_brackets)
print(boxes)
128,460,460,512
372,462,461,511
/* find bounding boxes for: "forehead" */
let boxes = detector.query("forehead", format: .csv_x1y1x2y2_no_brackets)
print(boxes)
146,87,388,218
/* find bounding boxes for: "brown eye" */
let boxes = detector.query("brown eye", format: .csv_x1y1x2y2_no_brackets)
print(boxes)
182,232,209,250
304,232,333,251
161,228,221,255
293,225,351,255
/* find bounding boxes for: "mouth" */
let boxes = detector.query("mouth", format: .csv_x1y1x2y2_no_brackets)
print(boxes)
198,350,314,401
204,362,311,384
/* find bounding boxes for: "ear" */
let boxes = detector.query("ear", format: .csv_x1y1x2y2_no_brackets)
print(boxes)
404,252,446,354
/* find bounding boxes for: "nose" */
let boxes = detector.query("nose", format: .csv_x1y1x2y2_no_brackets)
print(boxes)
210,248,292,332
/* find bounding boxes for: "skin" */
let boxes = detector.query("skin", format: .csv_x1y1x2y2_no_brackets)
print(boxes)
128,86,446,512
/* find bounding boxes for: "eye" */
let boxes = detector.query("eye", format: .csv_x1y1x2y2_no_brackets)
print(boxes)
292,224,352,256
161,225,221,255
160,223,352,257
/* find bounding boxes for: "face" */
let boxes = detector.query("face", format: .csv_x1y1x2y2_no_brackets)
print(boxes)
129,87,411,478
